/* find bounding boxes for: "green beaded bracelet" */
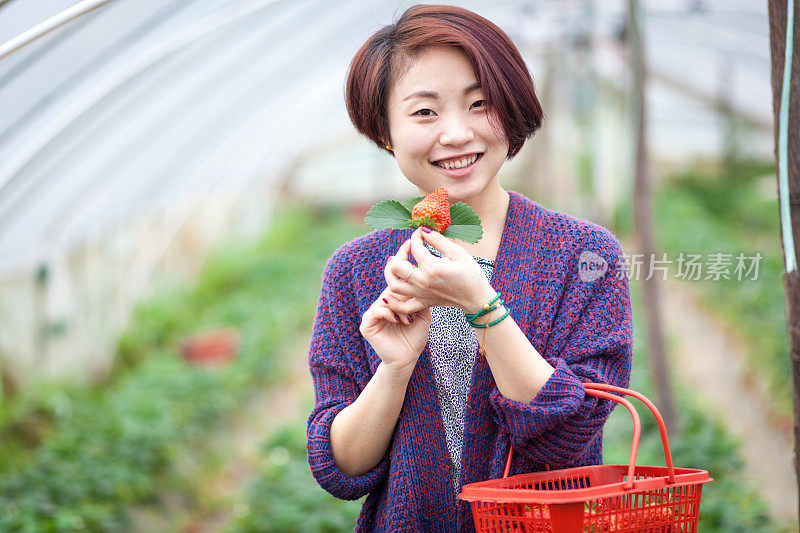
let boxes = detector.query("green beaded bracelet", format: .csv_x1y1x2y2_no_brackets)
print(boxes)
464,293,503,321
465,301,502,325
470,307,511,328
465,291,510,328
466,300,503,324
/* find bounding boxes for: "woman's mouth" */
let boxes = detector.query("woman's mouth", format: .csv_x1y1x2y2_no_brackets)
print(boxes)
431,153,483,177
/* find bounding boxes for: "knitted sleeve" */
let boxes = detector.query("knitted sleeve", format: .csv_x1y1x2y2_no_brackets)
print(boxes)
306,251,390,500
489,229,633,467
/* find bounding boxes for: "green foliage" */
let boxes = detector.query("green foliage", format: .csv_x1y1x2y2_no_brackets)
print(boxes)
365,199,419,229
228,422,363,533
667,159,777,237
650,158,790,414
113,284,192,374
443,202,484,243
0,202,364,532
364,196,483,242
398,196,426,213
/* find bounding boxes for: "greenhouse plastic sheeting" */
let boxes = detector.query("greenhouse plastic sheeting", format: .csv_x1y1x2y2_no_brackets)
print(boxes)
0,0,772,381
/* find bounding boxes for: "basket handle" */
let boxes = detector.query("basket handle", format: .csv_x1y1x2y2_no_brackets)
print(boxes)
501,382,675,489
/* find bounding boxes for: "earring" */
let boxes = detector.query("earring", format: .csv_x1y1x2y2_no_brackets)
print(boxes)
385,143,393,151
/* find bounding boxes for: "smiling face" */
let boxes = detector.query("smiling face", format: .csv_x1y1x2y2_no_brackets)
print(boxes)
385,45,510,207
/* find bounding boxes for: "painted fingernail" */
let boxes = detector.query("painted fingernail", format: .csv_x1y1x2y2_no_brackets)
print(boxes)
393,312,400,321
382,297,388,303
421,226,432,233
408,314,414,323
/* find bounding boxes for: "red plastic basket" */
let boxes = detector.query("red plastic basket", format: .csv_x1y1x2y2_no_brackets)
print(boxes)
458,383,713,532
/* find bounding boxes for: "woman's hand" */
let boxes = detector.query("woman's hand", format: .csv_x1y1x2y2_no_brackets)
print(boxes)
359,287,432,376
385,227,495,315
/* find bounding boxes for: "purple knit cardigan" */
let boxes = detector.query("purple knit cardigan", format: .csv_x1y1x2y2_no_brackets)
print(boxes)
306,191,633,532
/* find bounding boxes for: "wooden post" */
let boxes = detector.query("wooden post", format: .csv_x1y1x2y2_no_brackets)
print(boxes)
768,0,800,524
627,0,678,434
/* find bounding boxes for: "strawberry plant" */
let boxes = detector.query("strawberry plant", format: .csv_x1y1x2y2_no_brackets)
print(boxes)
364,187,482,243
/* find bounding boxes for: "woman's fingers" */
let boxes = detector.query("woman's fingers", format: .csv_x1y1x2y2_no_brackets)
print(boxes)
384,254,402,286
385,239,412,272
362,298,403,334
409,228,436,269
387,254,425,299
389,230,483,309
383,291,424,319
395,237,412,260
419,226,463,258
387,238,417,273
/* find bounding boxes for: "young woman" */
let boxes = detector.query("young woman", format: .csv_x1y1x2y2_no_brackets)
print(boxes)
306,5,632,531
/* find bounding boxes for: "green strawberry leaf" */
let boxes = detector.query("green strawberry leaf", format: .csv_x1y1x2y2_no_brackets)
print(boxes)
449,201,481,226
442,224,483,243
364,195,484,241
399,196,425,213
364,200,416,230
441,202,482,242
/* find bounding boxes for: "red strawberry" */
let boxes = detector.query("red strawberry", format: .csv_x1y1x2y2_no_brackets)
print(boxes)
521,505,552,533
410,187,451,232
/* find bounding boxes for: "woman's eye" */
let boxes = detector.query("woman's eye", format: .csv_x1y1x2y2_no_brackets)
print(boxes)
412,108,435,117
471,99,486,109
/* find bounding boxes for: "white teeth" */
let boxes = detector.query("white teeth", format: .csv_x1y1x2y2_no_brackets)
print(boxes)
437,154,478,169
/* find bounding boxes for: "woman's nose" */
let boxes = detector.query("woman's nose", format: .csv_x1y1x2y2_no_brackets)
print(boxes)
438,114,475,146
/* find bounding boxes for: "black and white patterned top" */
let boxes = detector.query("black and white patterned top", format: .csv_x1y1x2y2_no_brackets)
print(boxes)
423,241,495,493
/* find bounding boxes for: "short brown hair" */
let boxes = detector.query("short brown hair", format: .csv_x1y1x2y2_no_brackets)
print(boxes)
344,4,543,159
